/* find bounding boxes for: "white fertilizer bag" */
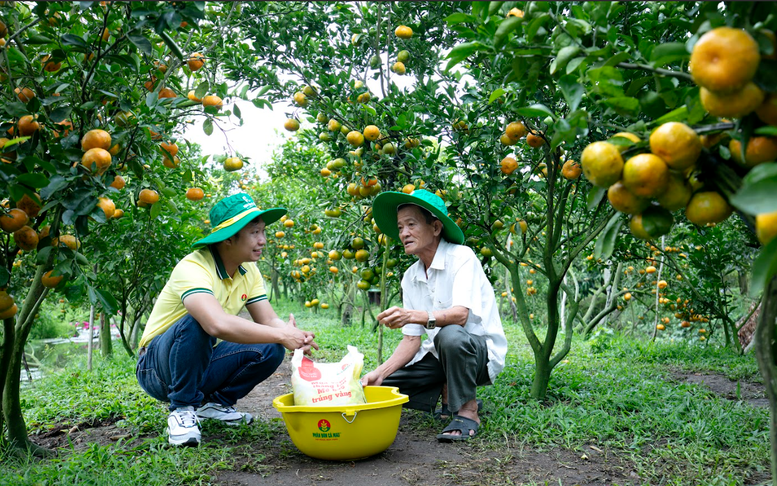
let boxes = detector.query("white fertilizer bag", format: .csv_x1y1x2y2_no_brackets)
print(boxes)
291,345,367,406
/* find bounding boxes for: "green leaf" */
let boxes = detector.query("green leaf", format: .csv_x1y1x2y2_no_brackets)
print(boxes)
755,126,777,137
525,13,549,42
488,1,504,16
193,81,209,100
650,42,689,68
488,88,506,104
233,103,242,120
494,16,523,48
128,34,153,57
26,34,55,45
730,175,777,214
743,162,777,185
49,107,72,123
754,59,777,92
566,57,586,74
558,76,584,112
61,34,88,49
16,173,50,188
445,13,477,25
594,213,622,260
203,118,213,136
95,288,120,315
41,175,68,199
603,96,640,117
650,105,689,126
36,246,54,266
445,42,482,71
515,103,554,119
159,31,183,59
603,51,631,68
750,236,777,297
586,186,606,210
550,46,580,75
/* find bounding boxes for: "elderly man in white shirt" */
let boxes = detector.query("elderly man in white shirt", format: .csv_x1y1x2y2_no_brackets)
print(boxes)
361,189,507,441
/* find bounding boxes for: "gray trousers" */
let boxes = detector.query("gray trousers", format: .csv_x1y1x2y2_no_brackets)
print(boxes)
382,325,491,414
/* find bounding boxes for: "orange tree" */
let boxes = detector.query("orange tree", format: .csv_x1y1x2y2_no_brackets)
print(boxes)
0,1,245,454
212,1,628,400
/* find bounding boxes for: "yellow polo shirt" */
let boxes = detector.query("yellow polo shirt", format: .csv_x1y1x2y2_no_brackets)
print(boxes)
139,246,268,348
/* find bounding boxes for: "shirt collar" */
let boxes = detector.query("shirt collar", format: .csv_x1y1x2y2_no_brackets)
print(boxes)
411,238,449,282
207,246,247,279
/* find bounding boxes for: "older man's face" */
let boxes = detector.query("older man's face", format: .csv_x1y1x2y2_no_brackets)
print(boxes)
397,205,438,256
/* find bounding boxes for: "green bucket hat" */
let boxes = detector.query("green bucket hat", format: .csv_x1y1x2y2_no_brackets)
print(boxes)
372,189,464,245
192,192,286,248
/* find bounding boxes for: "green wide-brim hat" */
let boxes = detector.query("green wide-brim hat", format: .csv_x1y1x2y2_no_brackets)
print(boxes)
372,189,464,245
192,192,286,248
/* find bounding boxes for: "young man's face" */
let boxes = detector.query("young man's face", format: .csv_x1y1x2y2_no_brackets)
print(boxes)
229,217,266,262
397,205,440,257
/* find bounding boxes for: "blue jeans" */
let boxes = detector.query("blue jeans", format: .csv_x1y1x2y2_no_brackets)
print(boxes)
136,314,285,411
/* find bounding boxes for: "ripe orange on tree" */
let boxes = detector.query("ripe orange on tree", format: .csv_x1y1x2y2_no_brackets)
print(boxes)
526,132,545,148
402,183,415,194
392,62,406,75
395,25,413,39
187,52,205,71
756,210,777,245
505,121,527,141
284,119,300,132
53,235,81,250
729,137,777,168
0,291,14,314
81,148,112,175
13,226,38,251
15,87,35,102
110,175,125,190
0,208,29,233
656,172,692,211
202,95,223,109
689,27,760,93
113,209,124,219
293,91,307,106
346,130,364,147
500,156,518,175
0,304,18,320
163,155,180,169
16,193,42,218
224,157,243,171
581,141,624,188
610,132,641,153
685,191,733,226
81,129,112,151
97,197,116,219
500,133,517,146
160,141,178,158
186,187,205,201
187,90,202,102
138,189,160,206
363,125,380,141
700,82,765,118
607,181,649,215
17,115,40,136
158,88,176,99
621,153,670,198
561,160,581,180
41,270,63,288
648,122,701,171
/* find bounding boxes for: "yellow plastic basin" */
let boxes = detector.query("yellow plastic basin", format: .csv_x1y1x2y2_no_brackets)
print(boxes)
273,386,408,461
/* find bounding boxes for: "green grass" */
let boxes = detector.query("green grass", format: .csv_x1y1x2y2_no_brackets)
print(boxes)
3,300,769,486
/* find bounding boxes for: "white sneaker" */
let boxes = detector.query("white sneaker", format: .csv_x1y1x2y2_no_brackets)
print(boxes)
196,402,253,426
166,406,201,446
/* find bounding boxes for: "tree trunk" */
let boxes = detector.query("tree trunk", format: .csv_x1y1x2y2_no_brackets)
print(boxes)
100,313,112,358
3,268,51,456
531,350,552,400
87,306,95,371
754,276,777,486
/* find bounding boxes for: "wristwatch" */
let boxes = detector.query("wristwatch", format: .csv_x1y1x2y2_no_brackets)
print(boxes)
425,311,436,330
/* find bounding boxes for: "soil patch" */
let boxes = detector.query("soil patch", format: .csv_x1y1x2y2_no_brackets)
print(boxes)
668,368,767,408
216,360,640,486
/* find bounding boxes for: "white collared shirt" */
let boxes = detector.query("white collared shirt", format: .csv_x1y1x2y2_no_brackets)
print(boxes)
400,239,507,383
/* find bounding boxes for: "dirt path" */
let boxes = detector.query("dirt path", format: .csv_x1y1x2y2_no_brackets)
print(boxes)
218,360,640,486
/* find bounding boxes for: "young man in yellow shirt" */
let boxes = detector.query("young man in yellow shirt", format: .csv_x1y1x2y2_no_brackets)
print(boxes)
137,193,316,446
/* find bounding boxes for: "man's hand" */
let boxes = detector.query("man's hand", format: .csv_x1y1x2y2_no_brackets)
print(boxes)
376,306,420,329
281,313,319,353
361,370,384,387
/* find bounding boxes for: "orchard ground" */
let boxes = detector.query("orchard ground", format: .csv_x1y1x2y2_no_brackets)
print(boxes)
7,302,770,486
